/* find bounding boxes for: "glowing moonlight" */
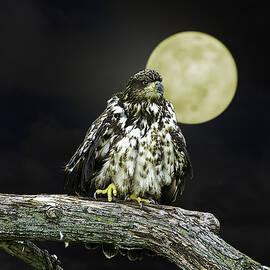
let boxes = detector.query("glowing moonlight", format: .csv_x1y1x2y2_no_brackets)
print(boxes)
146,31,238,124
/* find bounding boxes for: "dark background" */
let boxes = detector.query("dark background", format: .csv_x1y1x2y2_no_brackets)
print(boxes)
0,0,269,269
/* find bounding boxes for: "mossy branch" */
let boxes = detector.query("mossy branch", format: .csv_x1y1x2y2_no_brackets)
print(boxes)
0,193,268,270
0,240,63,270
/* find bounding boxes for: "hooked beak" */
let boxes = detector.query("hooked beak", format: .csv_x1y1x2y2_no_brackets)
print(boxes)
145,81,164,96
154,82,164,95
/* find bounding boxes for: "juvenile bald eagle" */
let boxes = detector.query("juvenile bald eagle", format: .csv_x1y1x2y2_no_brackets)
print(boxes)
65,69,192,206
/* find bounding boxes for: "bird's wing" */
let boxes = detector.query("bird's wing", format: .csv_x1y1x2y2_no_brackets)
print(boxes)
172,124,193,180
64,95,119,195
161,101,193,203
161,124,193,203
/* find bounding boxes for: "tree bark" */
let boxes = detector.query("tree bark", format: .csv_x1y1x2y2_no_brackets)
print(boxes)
0,193,268,270
0,240,63,270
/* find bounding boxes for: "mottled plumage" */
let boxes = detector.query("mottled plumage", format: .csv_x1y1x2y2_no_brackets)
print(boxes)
65,69,192,204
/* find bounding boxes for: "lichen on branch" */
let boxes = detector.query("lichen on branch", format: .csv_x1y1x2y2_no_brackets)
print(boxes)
0,193,268,270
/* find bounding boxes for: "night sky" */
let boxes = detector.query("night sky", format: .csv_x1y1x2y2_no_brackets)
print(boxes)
1,0,269,269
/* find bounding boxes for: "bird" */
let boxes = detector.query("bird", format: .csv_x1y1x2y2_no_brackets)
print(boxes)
64,69,193,260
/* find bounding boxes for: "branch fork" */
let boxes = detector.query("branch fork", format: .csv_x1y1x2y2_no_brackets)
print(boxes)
0,193,268,270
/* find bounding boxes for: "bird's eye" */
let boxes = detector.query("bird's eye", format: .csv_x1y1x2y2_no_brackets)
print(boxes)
142,80,148,86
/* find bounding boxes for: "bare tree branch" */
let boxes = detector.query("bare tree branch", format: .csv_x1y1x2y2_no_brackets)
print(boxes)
0,193,268,270
0,240,63,270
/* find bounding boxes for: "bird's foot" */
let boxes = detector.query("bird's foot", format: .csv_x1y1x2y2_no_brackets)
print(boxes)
125,194,155,208
94,183,117,202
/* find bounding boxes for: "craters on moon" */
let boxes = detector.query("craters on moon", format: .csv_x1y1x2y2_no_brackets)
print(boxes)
146,31,238,124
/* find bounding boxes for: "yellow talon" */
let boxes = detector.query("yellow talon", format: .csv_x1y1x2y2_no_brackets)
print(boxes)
126,194,150,207
95,183,117,202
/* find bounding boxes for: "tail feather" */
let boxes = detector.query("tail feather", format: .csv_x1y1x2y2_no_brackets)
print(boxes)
102,244,118,259
127,249,143,261
86,244,155,261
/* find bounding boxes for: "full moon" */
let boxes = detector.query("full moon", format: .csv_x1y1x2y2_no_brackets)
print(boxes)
146,31,238,124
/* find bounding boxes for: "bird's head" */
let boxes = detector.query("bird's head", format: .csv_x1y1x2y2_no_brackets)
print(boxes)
124,69,164,102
